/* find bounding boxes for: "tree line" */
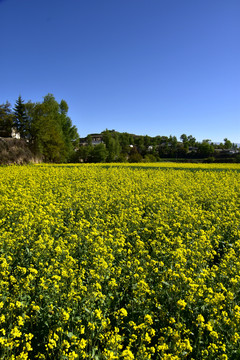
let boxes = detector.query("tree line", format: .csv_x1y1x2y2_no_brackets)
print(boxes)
0,94,238,163
76,130,238,163
0,94,79,162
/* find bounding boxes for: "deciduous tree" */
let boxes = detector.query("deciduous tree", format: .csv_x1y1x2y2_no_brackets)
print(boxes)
0,102,14,137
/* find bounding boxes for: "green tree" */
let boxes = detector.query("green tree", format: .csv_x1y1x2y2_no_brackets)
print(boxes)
29,95,62,161
180,133,188,143
128,146,142,162
180,133,189,148
134,136,145,155
76,144,93,162
143,153,157,162
90,143,108,162
28,94,79,162
24,100,40,148
59,102,79,161
198,141,214,157
223,138,232,150
13,96,29,139
118,132,133,158
86,134,93,146
158,136,169,157
187,135,196,147
0,102,14,137
168,135,178,156
144,135,151,148
102,130,121,162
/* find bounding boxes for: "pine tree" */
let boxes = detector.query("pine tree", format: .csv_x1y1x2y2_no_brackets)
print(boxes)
13,95,29,139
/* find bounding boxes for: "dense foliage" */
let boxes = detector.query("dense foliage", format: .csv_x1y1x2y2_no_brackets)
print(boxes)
0,102,14,138
77,131,238,164
1,164,240,359
0,95,79,163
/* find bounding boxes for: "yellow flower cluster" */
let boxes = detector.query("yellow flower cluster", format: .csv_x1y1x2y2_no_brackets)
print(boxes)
1,163,240,359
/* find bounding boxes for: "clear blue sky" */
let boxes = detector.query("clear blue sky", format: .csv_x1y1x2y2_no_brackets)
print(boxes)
1,0,239,143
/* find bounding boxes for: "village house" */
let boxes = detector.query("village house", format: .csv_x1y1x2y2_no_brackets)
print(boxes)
80,133,103,146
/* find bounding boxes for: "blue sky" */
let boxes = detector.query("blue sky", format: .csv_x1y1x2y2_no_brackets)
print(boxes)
1,0,239,142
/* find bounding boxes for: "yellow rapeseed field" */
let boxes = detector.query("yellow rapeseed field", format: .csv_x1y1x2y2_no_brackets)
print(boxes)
0,163,240,359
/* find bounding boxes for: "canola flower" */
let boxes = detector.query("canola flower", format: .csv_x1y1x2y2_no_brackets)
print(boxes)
0,163,240,359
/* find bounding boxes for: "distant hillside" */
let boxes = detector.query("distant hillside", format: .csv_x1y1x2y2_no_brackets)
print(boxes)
0,138,39,165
